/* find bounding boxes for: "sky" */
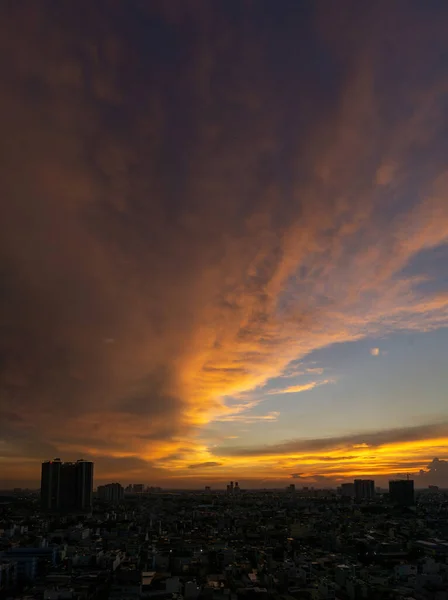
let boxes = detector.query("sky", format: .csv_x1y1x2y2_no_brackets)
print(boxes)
1,1,448,489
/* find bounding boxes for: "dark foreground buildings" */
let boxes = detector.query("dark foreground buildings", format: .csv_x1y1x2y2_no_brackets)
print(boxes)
389,478,415,506
41,458,93,512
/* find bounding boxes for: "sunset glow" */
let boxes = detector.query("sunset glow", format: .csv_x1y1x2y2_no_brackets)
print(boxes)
0,2,448,489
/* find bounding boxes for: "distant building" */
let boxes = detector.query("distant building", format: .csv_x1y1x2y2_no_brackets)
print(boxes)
340,483,355,497
354,479,375,500
287,484,296,492
97,482,124,503
389,479,414,506
40,458,93,512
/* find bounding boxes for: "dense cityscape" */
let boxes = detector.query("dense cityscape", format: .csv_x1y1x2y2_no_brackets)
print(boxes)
1,460,447,600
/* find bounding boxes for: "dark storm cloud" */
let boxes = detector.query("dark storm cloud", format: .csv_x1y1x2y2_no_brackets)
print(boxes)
0,0,447,482
418,458,448,487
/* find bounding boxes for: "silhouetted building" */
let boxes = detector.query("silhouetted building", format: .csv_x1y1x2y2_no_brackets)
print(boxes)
41,458,62,510
59,461,78,512
76,459,94,510
340,483,355,497
40,458,93,512
354,479,375,500
97,482,124,503
389,479,414,506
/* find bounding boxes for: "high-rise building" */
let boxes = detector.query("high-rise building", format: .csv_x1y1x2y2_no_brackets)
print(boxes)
389,479,414,506
354,479,375,501
97,482,124,503
40,459,93,512
59,461,78,512
76,459,94,510
41,458,62,510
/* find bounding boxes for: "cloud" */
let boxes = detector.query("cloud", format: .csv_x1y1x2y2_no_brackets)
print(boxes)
213,411,280,423
267,379,332,395
0,2,447,483
370,347,380,356
188,462,223,470
206,398,278,423
418,457,448,487
313,455,359,461
0,410,24,424
291,472,332,483
376,161,398,186
212,422,448,457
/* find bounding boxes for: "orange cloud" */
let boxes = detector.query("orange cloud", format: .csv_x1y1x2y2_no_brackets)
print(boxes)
0,2,448,487
267,380,332,395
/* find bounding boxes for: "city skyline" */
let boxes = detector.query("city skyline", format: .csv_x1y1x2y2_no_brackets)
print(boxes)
1,2,448,490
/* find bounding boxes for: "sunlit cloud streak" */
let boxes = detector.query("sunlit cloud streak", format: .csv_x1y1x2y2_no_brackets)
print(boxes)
267,380,332,395
212,411,280,424
212,423,448,457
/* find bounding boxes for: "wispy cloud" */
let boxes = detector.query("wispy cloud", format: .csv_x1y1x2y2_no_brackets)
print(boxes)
213,411,280,423
306,367,324,375
188,461,222,469
267,379,332,395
